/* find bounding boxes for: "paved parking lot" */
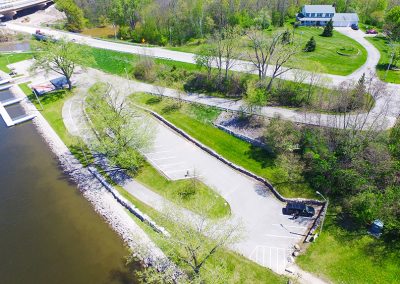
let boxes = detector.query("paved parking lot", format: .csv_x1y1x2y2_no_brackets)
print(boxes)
143,118,316,273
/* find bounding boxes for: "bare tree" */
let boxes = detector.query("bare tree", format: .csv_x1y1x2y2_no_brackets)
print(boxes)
157,204,242,280
247,28,299,91
211,25,241,82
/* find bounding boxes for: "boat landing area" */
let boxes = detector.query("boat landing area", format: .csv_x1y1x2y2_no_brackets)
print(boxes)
0,82,35,127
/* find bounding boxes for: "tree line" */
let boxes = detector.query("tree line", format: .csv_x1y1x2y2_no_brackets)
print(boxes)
62,0,400,44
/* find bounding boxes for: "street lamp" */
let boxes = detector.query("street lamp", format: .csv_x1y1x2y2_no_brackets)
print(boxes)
316,191,328,234
316,191,327,201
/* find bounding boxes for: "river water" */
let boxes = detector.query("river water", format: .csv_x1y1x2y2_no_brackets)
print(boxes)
0,95,138,283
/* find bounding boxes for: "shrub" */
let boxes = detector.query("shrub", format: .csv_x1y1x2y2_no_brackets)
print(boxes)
304,36,316,52
133,57,156,82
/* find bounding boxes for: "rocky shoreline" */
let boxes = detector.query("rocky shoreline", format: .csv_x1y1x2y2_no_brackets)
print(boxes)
8,80,166,267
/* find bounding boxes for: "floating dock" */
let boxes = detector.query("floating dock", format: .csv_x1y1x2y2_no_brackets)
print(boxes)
0,86,36,127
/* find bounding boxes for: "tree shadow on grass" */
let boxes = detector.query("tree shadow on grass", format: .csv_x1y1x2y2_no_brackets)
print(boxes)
28,89,67,106
244,145,275,168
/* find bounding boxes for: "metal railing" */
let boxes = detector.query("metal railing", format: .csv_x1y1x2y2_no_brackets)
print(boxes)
0,0,47,11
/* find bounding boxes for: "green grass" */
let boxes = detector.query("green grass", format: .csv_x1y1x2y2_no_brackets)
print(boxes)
88,47,198,77
21,84,279,282
19,83,92,166
297,213,400,284
0,52,34,72
133,162,230,219
113,182,287,284
366,36,400,84
167,27,367,76
130,93,316,198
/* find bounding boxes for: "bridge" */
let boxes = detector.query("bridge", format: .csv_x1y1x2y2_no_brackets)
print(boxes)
0,0,52,19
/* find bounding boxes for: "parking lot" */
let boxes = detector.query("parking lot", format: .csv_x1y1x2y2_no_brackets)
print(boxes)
142,119,316,274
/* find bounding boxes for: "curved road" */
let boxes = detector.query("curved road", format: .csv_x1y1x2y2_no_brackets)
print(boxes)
4,22,400,129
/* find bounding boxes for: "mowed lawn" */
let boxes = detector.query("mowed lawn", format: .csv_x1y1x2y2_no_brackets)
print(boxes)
130,93,316,199
0,52,34,73
366,36,400,84
168,27,367,76
297,213,400,284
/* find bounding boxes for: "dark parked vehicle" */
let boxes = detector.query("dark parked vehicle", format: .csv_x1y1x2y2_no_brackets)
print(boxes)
285,202,315,217
351,24,359,30
366,29,378,34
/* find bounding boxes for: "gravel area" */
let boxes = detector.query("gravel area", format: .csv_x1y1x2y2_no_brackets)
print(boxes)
215,111,268,143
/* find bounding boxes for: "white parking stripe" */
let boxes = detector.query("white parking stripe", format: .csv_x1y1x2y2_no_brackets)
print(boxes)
151,156,176,161
264,234,303,239
272,223,308,229
145,150,172,155
160,162,186,168
164,169,188,174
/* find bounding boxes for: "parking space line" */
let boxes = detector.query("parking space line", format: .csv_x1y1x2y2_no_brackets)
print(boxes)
264,234,303,239
159,162,185,168
151,156,176,161
145,150,172,155
164,169,188,174
272,223,308,229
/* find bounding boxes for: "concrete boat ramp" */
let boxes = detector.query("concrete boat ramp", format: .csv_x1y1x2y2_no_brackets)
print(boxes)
0,83,35,127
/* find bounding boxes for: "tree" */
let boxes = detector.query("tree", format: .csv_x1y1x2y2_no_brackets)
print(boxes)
56,0,86,32
195,45,215,80
30,39,93,90
321,19,333,37
264,117,301,154
247,28,298,90
304,36,316,52
210,25,241,82
384,6,400,41
157,205,242,281
85,83,154,172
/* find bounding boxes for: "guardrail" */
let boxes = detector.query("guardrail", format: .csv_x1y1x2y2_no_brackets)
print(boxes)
0,0,48,11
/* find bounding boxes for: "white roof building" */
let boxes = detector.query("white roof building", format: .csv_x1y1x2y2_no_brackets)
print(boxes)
297,5,359,27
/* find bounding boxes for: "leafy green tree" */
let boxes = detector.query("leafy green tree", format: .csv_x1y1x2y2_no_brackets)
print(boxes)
384,6,400,41
30,39,94,90
304,36,316,52
85,83,154,172
56,0,86,32
321,19,333,37
264,117,301,154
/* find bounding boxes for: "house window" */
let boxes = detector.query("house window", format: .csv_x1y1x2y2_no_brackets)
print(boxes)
311,13,315,17
306,13,310,17
317,13,322,17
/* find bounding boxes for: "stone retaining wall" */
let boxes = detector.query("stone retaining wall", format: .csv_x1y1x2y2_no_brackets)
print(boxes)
136,104,325,207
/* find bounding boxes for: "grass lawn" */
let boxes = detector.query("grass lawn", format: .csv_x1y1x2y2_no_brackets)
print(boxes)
135,162,230,219
366,36,400,84
0,52,34,73
19,83,92,166
297,212,400,284
168,27,367,76
130,93,316,199
113,182,287,284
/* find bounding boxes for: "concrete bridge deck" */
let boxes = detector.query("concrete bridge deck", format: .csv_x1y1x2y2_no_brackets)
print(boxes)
0,0,51,18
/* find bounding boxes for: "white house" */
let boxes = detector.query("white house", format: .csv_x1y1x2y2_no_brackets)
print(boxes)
297,5,359,27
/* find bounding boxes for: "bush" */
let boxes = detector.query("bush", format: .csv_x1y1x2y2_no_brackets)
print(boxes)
304,36,316,52
271,81,306,107
133,57,156,82
184,73,247,97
